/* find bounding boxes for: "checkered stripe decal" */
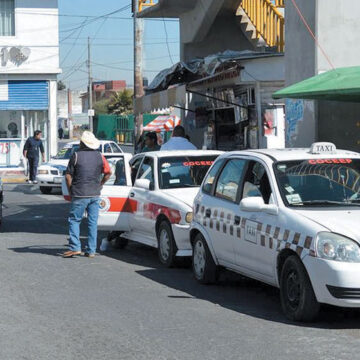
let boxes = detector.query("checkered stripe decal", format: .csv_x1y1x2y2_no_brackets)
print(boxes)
195,207,315,257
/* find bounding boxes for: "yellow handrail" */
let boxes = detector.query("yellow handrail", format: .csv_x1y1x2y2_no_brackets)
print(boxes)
138,0,156,12
241,0,285,52
274,0,285,8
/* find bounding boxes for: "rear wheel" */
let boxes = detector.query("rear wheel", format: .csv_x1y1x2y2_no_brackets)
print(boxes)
157,221,177,267
40,186,52,194
280,255,320,322
192,233,219,284
114,237,129,249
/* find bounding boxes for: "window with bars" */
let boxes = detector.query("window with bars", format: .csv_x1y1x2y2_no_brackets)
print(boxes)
0,0,15,36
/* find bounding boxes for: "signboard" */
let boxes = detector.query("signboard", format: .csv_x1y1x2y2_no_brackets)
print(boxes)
88,109,95,117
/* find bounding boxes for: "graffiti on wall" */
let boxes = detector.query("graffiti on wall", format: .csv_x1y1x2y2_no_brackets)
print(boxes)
285,99,304,146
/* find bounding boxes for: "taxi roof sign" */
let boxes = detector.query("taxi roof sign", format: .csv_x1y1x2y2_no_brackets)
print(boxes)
309,142,337,154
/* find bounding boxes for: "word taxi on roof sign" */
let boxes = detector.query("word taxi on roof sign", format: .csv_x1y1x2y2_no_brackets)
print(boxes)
309,142,337,154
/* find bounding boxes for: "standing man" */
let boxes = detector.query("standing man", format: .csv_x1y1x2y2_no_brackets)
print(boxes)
63,131,111,258
160,125,197,151
58,127,64,139
23,130,45,184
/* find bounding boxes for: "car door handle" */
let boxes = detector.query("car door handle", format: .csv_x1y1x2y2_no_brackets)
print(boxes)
130,192,135,198
205,209,211,218
234,215,240,225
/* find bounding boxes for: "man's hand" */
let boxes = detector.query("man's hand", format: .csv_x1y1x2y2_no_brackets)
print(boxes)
101,173,111,186
65,174,72,198
42,155,45,163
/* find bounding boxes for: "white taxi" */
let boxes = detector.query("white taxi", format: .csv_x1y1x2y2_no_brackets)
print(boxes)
95,150,222,267
37,140,123,194
191,142,360,321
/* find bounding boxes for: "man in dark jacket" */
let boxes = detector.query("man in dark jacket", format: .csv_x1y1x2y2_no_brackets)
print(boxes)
23,130,45,184
63,131,111,258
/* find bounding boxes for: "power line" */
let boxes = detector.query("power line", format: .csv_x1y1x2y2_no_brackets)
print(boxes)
91,61,161,73
61,41,178,46
162,13,174,64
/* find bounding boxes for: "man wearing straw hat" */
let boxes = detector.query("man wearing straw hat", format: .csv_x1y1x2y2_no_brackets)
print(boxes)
62,131,112,258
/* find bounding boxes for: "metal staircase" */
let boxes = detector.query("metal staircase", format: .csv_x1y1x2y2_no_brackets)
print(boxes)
238,0,285,52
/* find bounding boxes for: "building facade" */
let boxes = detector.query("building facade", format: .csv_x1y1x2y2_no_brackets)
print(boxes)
0,0,60,168
285,0,360,151
136,0,286,150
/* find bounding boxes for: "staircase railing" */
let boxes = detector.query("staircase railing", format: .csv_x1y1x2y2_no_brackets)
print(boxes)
241,0,285,52
274,0,285,8
138,0,156,12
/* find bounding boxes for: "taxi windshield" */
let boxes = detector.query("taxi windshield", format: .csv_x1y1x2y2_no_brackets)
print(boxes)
274,158,360,207
53,145,79,159
159,156,218,189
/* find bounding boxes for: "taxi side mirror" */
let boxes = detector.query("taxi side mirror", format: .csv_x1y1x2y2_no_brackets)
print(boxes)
134,178,150,190
240,197,279,216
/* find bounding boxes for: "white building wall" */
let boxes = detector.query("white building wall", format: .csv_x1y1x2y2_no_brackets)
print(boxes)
0,0,60,165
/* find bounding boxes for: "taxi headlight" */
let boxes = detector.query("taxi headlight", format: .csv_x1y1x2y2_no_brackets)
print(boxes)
38,170,49,175
316,232,360,262
185,212,193,223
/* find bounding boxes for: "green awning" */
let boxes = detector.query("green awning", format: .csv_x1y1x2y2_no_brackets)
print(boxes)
273,66,360,102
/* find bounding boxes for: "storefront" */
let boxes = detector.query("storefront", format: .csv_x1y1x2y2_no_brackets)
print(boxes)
0,80,50,167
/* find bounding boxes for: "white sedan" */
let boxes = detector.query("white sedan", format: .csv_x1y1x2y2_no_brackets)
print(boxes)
62,150,222,267
37,140,123,194
191,142,360,321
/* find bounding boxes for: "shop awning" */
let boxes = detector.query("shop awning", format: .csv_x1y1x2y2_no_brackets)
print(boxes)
134,85,186,115
273,66,360,102
143,115,181,132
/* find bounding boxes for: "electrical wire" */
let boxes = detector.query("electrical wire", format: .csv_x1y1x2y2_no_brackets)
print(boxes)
162,12,174,65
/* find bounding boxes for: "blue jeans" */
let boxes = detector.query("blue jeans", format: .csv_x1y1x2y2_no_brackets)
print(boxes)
68,197,100,254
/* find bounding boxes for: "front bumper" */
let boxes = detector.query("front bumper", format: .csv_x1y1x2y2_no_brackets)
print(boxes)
172,223,192,257
37,174,63,187
303,255,360,307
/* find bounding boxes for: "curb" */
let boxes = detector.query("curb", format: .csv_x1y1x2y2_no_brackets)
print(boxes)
2,177,27,183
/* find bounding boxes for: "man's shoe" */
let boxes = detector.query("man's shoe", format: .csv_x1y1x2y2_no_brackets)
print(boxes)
84,253,95,258
33,180,38,184
62,250,81,258
28,180,33,184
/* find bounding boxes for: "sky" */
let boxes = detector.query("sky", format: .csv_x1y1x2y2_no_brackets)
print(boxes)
58,0,180,91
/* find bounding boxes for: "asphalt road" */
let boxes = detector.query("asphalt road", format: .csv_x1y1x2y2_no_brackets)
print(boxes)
1,184,360,360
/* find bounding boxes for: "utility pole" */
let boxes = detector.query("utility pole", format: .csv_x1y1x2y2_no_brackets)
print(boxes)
133,0,144,152
87,36,94,132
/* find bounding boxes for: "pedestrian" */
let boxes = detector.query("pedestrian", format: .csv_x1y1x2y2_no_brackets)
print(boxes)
62,131,112,258
23,130,45,184
141,131,161,152
160,125,197,151
58,127,64,139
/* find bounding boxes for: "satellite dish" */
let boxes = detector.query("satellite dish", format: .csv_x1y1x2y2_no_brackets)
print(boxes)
1,48,9,64
9,47,20,61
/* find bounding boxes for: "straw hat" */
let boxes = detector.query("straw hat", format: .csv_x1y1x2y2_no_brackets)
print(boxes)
80,131,100,150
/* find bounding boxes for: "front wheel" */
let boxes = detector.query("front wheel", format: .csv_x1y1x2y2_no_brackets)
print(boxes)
157,221,177,267
192,233,219,284
280,255,320,322
40,186,52,194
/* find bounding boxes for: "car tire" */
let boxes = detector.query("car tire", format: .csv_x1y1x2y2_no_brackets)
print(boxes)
192,233,219,284
157,221,177,267
280,255,320,322
114,236,129,249
40,186,52,194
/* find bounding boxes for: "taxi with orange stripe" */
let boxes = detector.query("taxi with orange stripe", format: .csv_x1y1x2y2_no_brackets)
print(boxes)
191,142,360,322
96,150,222,267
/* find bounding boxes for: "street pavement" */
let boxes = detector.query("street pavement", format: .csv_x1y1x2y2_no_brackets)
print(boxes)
1,184,360,360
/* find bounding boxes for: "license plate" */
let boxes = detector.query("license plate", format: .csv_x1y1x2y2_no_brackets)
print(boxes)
54,177,63,184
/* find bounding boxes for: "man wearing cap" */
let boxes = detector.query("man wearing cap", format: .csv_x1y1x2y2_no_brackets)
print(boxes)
62,131,112,258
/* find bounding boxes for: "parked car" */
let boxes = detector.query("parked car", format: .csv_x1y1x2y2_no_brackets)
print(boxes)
63,150,222,266
190,142,360,321
37,140,123,194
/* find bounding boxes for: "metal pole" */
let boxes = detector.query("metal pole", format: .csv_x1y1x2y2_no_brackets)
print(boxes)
133,0,144,152
88,36,93,132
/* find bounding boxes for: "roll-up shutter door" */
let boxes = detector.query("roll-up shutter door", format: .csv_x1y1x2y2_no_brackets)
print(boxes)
0,80,49,110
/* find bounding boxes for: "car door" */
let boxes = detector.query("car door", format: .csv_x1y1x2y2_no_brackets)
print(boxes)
233,159,279,283
204,158,247,266
97,155,134,231
129,156,157,241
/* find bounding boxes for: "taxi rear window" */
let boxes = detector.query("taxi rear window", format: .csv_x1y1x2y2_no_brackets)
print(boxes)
159,155,218,189
274,159,360,207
